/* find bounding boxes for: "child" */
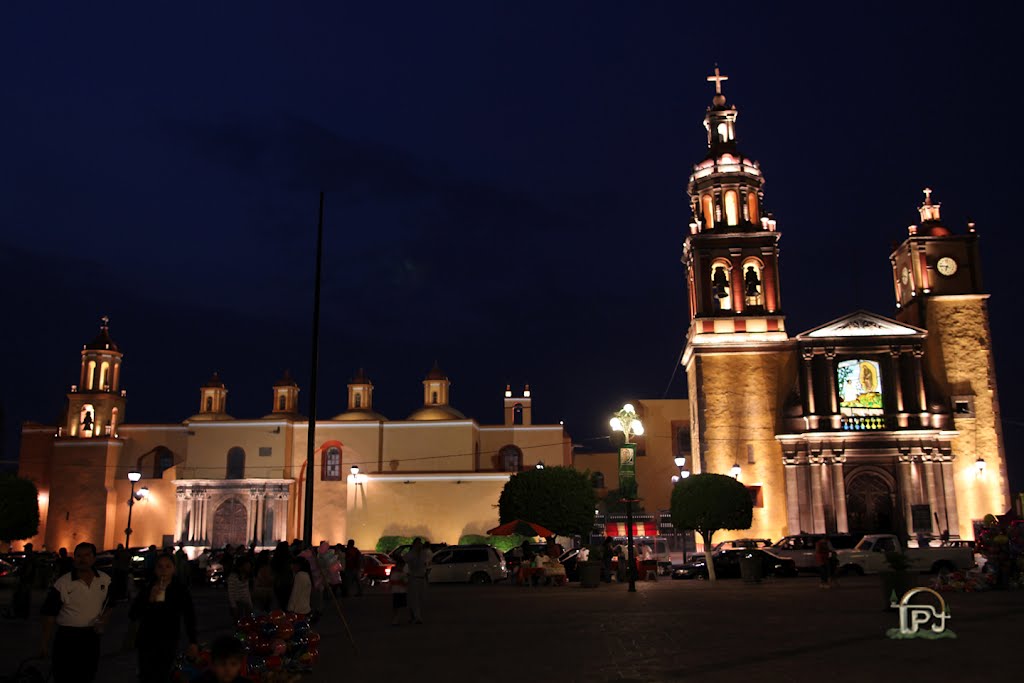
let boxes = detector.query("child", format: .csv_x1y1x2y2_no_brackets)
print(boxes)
390,556,409,625
199,636,251,683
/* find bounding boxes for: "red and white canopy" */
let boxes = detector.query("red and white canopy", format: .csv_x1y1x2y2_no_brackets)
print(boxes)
604,522,660,538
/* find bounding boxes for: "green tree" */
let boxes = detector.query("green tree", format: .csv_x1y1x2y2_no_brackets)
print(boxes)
670,473,752,581
498,466,596,537
0,475,40,545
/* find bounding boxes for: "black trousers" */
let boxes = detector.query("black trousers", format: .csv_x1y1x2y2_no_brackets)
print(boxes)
53,626,101,683
137,635,178,683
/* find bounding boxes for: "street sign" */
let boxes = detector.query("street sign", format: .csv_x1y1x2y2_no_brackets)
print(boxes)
619,443,637,499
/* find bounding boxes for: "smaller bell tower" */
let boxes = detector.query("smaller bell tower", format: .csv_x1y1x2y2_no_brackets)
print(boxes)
65,316,126,438
190,372,231,420
270,370,300,416
503,384,533,426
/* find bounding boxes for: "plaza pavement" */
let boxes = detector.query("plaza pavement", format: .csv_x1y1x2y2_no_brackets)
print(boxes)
2,575,1022,682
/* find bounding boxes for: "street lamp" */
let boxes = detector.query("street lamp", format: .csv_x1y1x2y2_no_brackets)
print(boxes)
610,403,643,593
975,457,986,475
674,456,686,468
125,471,142,548
535,461,545,470
350,464,360,477
730,462,742,479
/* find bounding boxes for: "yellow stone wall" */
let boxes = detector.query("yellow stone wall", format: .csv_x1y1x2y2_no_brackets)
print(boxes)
923,296,1010,536
687,347,797,543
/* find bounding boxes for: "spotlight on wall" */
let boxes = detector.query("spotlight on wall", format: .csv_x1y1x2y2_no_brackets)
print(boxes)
134,487,149,500
730,463,741,479
671,475,680,484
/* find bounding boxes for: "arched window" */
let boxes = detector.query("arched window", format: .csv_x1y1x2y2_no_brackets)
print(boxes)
431,391,438,405
591,471,606,489
278,395,286,411
701,194,714,227
205,396,213,412
741,258,764,308
86,360,97,390
724,190,739,226
322,445,341,481
143,446,176,478
747,191,759,223
99,361,110,391
513,403,523,425
710,259,732,311
110,407,119,435
498,444,523,472
79,404,95,438
354,393,362,408
226,447,245,479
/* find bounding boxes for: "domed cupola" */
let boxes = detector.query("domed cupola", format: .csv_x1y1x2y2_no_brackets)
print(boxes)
687,66,772,235
333,368,389,421
264,369,301,418
407,362,466,420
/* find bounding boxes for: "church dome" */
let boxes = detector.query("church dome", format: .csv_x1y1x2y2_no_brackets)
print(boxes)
333,408,389,421
407,404,467,421
274,370,298,387
203,372,226,388
85,316,119,352
424,362,447,381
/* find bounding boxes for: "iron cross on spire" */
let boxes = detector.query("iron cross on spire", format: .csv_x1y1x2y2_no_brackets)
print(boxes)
100,315,110,328
707,65,729,95
923,187,933,204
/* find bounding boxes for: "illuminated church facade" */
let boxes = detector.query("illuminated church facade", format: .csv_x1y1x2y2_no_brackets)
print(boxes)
578,69,1010,543
17,69,1012,553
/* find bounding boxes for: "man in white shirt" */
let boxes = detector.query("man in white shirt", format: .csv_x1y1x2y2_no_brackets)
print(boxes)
403,539,433,624
41,542,123,683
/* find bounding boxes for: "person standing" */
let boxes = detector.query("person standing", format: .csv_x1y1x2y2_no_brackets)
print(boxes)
270,542,293,610
814,537,832,589
226,557,253,620
389,555,409,625
12,543,37,618
286,556,312,617
173,547,191,587
40,542,124,683
113,544,132,598
130,553,199,682
601,537,614,583
403,538,432,624
343,540,363,598
251,551,274,614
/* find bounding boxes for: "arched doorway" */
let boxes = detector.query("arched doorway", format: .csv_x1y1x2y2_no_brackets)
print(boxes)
211,498,248,548
846,469,896,536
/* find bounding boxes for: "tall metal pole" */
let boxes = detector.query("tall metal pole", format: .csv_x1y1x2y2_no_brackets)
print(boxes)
625,466,637,593
125,481,136,548
303,192,325,546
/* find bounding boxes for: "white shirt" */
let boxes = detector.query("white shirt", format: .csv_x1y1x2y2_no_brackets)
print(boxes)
49,571,112,627
286,571,312,615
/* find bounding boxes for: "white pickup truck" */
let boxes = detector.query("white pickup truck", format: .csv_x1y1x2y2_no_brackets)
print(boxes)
836,534,974,575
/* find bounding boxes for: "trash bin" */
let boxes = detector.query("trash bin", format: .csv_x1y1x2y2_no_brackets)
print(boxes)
739,553,762,583
579,562,601,588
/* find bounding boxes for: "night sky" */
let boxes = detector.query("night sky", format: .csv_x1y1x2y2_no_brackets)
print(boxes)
2,5,1020,492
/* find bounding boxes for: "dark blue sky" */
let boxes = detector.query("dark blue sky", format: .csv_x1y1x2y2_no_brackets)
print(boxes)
2,4,1020,490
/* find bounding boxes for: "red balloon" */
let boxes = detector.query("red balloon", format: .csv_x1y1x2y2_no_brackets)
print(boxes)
270,639,287,656
307,647,320,664
307,632,321,647
269,609,286,621
276,625,294,641
265,655,283,670
238,616,257,630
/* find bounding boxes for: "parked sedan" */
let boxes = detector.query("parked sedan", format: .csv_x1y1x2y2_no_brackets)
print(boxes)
361,555,393,586
672,548,797,580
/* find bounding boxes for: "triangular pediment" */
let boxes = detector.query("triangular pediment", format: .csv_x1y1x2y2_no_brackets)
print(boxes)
799,310,925,339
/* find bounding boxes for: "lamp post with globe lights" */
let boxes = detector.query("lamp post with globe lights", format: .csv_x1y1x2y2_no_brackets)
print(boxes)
610,403,644,593
125,471,149,548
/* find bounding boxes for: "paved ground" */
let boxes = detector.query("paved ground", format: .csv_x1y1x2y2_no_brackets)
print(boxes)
3,575,1023,682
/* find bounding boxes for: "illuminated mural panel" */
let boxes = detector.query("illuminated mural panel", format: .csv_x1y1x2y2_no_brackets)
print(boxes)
838,359,883,415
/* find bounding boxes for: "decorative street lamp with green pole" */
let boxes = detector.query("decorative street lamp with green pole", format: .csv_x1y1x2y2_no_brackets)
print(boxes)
125,470,148,548
610,403,644,593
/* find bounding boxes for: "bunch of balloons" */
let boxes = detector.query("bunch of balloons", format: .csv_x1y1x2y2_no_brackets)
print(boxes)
237,611,321,679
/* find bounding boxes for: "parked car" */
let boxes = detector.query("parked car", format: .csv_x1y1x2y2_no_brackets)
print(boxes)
713,538,772,552
426,545,506,584
672,548,798,580
361,555,393,586
0,559,17,587
388,542,448,562
836,534,974,575
363,552,395,567
770,534,860,572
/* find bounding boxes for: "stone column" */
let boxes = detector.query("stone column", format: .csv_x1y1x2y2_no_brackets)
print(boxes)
801,350,816,417
784,459,801,535
940,458,961,538
831,456,849,533
823,349,839,429
922,456,942,536
898,455,915,539
809,457,826,534
889,346,905,423
175,490,186,544
198,493,208,544
187,494,197,542
912,346,927,415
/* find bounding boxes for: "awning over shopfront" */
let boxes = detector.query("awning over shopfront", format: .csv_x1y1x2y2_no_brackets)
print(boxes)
604,522,660,538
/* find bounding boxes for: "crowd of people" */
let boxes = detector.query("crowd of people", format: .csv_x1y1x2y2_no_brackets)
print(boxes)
9,536,438,683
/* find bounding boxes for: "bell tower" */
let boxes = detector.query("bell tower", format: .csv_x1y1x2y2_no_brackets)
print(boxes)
682,67,785,346
65,316,126,438
890,189,1010,516
681,68,795,544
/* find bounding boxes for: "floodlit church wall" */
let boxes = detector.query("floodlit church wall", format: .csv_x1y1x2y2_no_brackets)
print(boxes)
689,350,796,542
477,425,569,470
344,478,508,549
635,399,690,512
106,472,178,549
16,428,55,549
376,422,477,472
178,422,292,480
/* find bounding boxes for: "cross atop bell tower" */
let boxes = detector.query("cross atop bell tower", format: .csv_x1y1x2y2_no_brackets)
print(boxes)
707,65,729,100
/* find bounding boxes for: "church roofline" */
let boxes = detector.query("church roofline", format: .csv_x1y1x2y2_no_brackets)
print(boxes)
797,310,926,340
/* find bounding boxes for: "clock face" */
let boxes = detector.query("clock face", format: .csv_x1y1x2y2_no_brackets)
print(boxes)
900,267,910,285
936,257,958,277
